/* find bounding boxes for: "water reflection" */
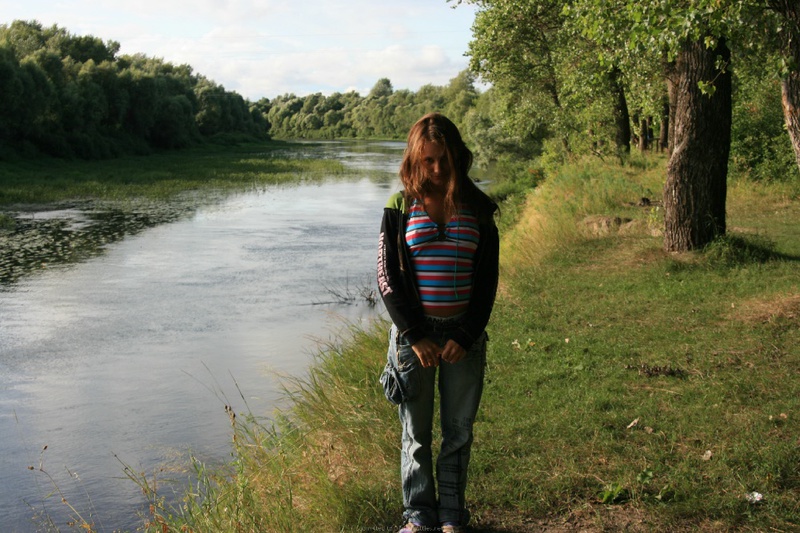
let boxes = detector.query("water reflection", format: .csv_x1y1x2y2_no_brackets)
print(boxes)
268,139,405,174
0,203,195,285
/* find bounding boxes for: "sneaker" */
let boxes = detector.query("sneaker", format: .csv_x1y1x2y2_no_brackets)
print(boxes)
398,523,428,533
441,524,465,533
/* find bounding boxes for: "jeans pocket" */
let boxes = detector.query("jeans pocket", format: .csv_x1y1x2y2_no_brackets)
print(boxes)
380,331,420,405
380,362,401,405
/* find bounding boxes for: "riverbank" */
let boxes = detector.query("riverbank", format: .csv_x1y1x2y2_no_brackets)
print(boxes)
131,156,799,532
0,140,354,208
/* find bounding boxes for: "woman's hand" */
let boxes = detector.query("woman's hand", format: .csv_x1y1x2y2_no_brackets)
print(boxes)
411,338,441,368
440,339,466,364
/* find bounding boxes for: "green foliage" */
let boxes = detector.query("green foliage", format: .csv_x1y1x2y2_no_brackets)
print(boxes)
463,1,574,147
463,87,547,164
0,20,268,160
486,158,546,202
454,0,800,188
265,71,481,141
566,1,756,63
453,0,651,165
599,482,630,505
730,65,799,182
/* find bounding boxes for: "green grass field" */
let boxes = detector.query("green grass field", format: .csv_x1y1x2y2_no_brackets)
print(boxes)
123,155,799,532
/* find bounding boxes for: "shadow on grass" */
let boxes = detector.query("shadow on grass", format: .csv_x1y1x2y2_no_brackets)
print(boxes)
707,233,800,263
665,233,800,273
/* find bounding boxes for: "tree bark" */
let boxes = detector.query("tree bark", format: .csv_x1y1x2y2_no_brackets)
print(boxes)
665,63,677,156
639,117,649,151
658,96,669,153
783,72,800,171
773,1,800,171
663,37,731,252
608,66,631,156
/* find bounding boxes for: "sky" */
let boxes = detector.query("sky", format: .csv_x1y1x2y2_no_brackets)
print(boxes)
0,0,481,101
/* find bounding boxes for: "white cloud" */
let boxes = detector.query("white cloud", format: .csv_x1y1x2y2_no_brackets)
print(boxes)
0,0,478,100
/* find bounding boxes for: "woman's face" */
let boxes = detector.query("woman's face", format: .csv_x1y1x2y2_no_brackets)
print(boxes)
420,141,451,191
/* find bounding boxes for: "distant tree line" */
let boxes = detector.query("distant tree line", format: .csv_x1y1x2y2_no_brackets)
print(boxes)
259,72,479,140
0,20,491,160
0,20,268,158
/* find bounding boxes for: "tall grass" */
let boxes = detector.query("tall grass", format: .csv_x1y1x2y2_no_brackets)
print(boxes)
127,324,402,531
500,155,665,279
132,155,799,532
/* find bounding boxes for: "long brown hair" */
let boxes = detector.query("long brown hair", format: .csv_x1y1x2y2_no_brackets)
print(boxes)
399,113,474,220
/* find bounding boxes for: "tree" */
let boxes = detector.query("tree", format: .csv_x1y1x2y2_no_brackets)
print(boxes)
730,58,797,181
464,87,545,163
452,0,634,160
0,20,265,158
566,1,756,251
443,70,480,125
767,1,800,172
368,78,394,99
2,20,48,58
458,0,570,149
663,37,731,250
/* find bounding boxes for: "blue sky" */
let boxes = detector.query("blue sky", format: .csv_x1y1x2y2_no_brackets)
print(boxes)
0,0,480,101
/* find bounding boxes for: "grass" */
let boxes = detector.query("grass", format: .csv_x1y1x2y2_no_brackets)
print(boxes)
0,140,352,206
124,325,400,532
121,153,800,532
475,158,800,530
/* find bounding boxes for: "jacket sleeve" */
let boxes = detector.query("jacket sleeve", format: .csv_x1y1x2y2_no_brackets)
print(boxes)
377,204,428,345
448,217,500,350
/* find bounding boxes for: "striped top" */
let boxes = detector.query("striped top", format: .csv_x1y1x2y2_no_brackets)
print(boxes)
405,200,480,314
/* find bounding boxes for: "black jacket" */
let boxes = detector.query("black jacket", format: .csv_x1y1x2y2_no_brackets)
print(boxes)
377,187,499,350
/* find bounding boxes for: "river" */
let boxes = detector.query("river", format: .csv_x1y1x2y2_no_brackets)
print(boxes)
0,141,404,532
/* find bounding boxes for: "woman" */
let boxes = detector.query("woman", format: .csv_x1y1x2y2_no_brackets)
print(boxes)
377,113,499,533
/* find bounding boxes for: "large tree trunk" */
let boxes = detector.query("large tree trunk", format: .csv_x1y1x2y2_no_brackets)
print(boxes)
663,37,732,252
783,71,800,171
774,1,800,171
608,66,631,156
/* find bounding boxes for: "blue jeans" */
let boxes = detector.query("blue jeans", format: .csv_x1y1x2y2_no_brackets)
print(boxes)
386,318,487,527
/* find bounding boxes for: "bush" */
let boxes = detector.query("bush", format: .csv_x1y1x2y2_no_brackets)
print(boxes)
730,75,798,182
487,159,546,202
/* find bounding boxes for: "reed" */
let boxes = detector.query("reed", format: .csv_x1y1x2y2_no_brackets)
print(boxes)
124,323,401,531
